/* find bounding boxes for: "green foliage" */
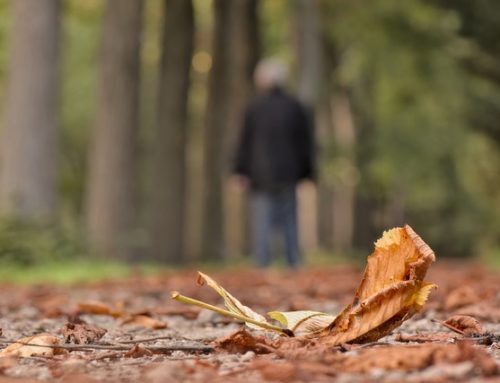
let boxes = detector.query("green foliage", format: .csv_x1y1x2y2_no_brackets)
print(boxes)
0,218,87,266
321,0,500,256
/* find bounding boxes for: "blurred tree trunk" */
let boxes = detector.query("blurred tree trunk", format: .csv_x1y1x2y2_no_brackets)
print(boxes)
297,0,357,254
315,96,335,250
200,0,231,261
352,74,378,252
225,0,259,258
149,0,194,264
330,89,357,253
297,0,322,106
0,0,61,220
296,0,322,251
85,0,143,258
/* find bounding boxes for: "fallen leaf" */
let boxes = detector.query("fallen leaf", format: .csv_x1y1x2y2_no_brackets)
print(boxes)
456,302,500,322
174,277,329,336
456,340,498,376
197,272,269,330
60,320,107,344
326,343,463,373
444,315,485,336
395,332,457,343
173,225,437,343
121,315,168,329
0,333,64,358
444,285,482,310
320,225,437,345
35,294,68,318
268,311,335,336
77,301,123,318
124,344,153,358
215,329,274,354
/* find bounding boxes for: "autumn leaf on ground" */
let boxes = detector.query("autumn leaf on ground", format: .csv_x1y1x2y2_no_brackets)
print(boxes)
172,274,328,336
0,333,64,357
443,315,485,336
172,225,436,343
121,314,168,329
59,319,107,344
268,311,336,336
124,344,154,358
215,329,274,354
319,225,436,345
77,300,123,318
196,272,269,330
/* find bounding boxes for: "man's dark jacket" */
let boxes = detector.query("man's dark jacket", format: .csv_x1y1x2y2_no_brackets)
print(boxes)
234,87,315,191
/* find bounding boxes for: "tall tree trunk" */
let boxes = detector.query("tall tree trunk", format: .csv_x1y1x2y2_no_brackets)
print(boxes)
85,0,143,258
352,74,378,252
331,90,357,253
316,96,335,250
297,0,322,106
0,0,61,220
149,0,194,264
200,0,231,261
225,0,259,258
296,0,322,251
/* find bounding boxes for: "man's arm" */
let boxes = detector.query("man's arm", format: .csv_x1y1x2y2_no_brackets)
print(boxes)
296,104,316,181
233,108,253,177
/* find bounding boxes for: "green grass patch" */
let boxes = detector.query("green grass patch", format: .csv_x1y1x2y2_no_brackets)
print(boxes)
0,259,158,285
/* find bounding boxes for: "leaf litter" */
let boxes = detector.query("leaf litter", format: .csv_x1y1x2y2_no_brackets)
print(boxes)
0,225,497,382
174,225,437,345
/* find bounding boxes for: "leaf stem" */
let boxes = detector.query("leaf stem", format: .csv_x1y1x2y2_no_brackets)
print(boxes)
171,291,291,336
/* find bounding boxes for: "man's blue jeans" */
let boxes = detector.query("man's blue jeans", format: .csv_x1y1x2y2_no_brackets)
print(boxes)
250,187,300,268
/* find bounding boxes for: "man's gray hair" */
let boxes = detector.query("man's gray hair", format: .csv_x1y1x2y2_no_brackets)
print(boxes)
254,59,288,90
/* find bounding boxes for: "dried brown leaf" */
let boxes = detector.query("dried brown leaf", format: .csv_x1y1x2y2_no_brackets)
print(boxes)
60,321,107,344
456,302,500,322
268,311,335,336
124,344,153,358
121,315,168,329
320,225,437,345
444,315,485,336
197,272,269,330
332,344,461,373
77,301,123,318
395,332,457,343
0,333,64,358
215,329,274,354
445,285,482,310
457,340,498,376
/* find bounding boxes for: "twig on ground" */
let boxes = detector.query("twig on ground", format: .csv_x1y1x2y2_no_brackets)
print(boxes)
0,341,213,354
431,319,465,335
116,335,177,344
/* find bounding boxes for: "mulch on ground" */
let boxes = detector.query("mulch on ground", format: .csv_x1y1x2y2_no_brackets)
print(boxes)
0,261,498,382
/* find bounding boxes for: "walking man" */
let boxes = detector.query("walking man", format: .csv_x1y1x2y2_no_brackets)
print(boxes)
233,59,315,268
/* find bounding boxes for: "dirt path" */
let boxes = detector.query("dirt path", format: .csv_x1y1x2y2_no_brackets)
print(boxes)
0,262,498,382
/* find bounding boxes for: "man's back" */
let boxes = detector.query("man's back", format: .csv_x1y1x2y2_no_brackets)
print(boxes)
234,87,314,191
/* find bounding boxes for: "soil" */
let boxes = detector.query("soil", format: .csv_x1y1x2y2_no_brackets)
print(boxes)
0,261,498,382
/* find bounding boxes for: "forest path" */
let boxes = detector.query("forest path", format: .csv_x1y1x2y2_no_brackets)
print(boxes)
0,263,498,382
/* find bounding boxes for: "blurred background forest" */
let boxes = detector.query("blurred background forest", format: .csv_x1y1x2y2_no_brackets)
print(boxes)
0,0,499,273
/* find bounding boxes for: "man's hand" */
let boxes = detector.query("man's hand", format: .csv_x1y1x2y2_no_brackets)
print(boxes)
230,175,250,190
